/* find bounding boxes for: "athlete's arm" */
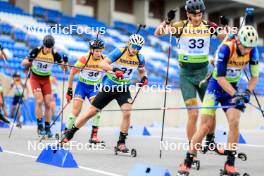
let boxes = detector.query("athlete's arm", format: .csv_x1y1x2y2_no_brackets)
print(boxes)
247,48,259,92
54,51,68,71
154,21,171,36
67,70,75,89
138,55,147,78
99,57,113,72
209,20,227,41
22,47,39,67
100,48,122,72
216,44,236,96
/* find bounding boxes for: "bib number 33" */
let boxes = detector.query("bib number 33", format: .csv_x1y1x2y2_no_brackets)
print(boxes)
189,39,204,49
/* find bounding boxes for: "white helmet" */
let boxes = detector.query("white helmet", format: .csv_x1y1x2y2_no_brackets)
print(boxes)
129,34,145,47
238,25,258,47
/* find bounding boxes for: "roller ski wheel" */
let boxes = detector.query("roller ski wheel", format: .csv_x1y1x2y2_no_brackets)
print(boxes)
177,164,190,176
114,144,137,157
192,159,200,170
237,152,247,161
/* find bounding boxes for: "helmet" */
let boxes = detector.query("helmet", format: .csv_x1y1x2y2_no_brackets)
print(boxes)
12,72,20,78
129,34,145,49
89,39,105,49
185,0,206,13
238,25,258,48
43,35,55,48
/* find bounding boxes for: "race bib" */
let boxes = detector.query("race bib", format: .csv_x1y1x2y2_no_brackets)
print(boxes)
32,60,53,73
226,67,242,78
80,69,103,82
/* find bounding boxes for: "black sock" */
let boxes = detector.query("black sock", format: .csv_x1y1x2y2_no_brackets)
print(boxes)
185,152,194,168
118,132,128,144
206,133,215,143
45,122,50,131
37,118,42,127
226,150,236,166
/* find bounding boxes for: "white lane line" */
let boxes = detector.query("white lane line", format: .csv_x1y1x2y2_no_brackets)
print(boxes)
78,166,122,176
3,150,123,176
4,150,37,159
150,136,264,148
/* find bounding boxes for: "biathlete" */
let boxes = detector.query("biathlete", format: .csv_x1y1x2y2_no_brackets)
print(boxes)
178,25,259,176
22,35,68,138
60,34,148,153
65,38,105,145
155,0,228,165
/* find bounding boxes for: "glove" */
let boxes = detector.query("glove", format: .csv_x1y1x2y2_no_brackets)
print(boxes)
242,89,251,103
66,88,73,102
139,76,148,87
220,16,229,26
63,54,68,63
232,92,246,112
113,67,124,79
166,9,176,23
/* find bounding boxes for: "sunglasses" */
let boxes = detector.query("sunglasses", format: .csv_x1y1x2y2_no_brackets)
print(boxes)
130,44,142,51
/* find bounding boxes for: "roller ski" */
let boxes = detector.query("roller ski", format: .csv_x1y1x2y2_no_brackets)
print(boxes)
219,163,250,176
201,144,247,161
201,135,247,161
177,153,194,176
177,163,190,176
89,137,106,148
114,143,137,157
191,157,200,170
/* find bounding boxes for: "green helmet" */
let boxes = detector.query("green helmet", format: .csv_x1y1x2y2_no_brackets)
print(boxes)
238,25,258,47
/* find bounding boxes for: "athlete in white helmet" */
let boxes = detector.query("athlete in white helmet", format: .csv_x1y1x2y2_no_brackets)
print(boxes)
178,25,259,175
60,34,148,154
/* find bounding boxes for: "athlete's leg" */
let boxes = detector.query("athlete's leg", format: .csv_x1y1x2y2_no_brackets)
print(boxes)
50,95,56,120
66,82,88,129
66,97,83,129
178,89,217,175
88,95,102,143
60,88,114,144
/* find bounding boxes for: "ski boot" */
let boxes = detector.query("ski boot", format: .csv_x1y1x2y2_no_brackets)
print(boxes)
45,128,53,138
220,163,240,176
16,122,22,128
59,126,78,146
177,153,194,176
37,125,46,137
